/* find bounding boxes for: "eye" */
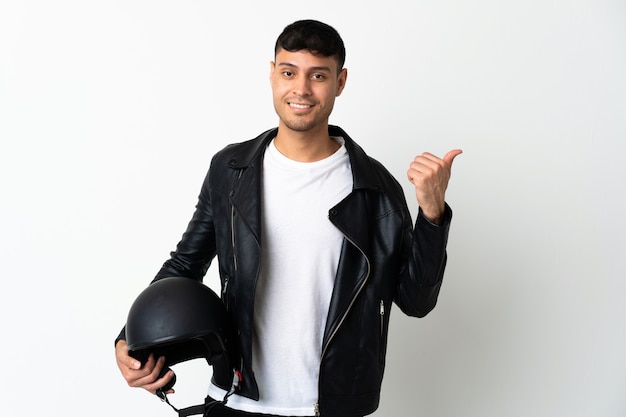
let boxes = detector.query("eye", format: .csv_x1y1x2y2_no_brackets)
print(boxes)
282,70,294,78
311,73,326,81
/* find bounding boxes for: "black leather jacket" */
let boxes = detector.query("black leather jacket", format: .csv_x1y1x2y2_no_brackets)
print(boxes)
125,125,451,417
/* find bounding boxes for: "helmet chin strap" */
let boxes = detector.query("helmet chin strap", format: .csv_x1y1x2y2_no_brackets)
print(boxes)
222,368,243,404
156,368,242,417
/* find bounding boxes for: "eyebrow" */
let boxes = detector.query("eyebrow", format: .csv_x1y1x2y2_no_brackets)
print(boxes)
276,62,332,73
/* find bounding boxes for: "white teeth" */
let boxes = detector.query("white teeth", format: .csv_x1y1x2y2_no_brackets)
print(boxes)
289,103,311,109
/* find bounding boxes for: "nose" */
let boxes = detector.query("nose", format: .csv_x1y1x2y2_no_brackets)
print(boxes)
292,75,311,97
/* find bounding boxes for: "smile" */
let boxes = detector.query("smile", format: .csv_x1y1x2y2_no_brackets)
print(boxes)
289,103,313,109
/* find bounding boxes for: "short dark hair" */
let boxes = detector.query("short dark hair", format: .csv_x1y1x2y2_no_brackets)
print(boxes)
275,19,346,69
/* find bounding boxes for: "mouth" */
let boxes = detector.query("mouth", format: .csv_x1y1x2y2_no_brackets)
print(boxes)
288,102,314,109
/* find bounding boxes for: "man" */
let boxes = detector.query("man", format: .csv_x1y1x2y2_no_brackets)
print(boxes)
116,19,461,417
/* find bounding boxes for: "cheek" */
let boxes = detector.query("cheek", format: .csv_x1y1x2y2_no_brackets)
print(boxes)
323,85,340,101
271,80,289,97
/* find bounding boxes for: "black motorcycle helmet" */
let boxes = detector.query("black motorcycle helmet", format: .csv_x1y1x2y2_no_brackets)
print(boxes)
125,277,236,394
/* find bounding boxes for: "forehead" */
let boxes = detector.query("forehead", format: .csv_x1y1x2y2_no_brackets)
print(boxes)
274,49,340,73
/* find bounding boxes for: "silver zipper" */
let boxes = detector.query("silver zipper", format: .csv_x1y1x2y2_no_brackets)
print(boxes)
320,234,371,359
317,233,371,416
231,204,237,271
230,169,244,272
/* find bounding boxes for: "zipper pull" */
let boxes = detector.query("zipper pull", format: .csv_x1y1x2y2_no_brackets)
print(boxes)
380,300,385,336
314,401,320,416
223,276,229,295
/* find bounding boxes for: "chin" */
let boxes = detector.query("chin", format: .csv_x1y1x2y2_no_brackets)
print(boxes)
281,119,317,132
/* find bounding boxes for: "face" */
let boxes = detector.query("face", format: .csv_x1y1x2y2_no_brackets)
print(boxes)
270,49,347,134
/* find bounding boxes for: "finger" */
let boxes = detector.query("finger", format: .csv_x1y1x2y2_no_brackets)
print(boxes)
407,158,435,179
409,157,440,175
142,363,176,395
115,340,141,370
415,151,436,160
129,355,165,388
443,149,463,166
154,368,176,391
413,152,441,166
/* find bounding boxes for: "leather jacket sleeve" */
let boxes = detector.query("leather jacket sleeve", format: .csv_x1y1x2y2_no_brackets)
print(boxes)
115,166,219,345
394,204,451,318
153,168,218,282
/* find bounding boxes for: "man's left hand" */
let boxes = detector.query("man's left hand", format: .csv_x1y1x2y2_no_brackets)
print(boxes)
407,149,462,225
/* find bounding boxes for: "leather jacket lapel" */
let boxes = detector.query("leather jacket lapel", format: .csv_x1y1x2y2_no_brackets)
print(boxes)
323,191,372,350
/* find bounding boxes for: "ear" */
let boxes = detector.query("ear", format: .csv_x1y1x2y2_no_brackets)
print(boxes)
336,68,348,97
269,61,276,82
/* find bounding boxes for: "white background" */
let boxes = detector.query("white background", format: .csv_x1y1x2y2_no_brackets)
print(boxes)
1,1,625,416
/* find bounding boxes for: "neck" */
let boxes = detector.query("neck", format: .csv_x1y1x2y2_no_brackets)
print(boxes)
274,123,339,162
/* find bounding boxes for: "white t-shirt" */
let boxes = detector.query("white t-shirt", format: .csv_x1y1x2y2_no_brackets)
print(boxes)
209,137,352,415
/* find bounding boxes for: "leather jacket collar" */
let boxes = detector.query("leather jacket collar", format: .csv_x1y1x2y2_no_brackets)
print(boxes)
224,125,383,192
